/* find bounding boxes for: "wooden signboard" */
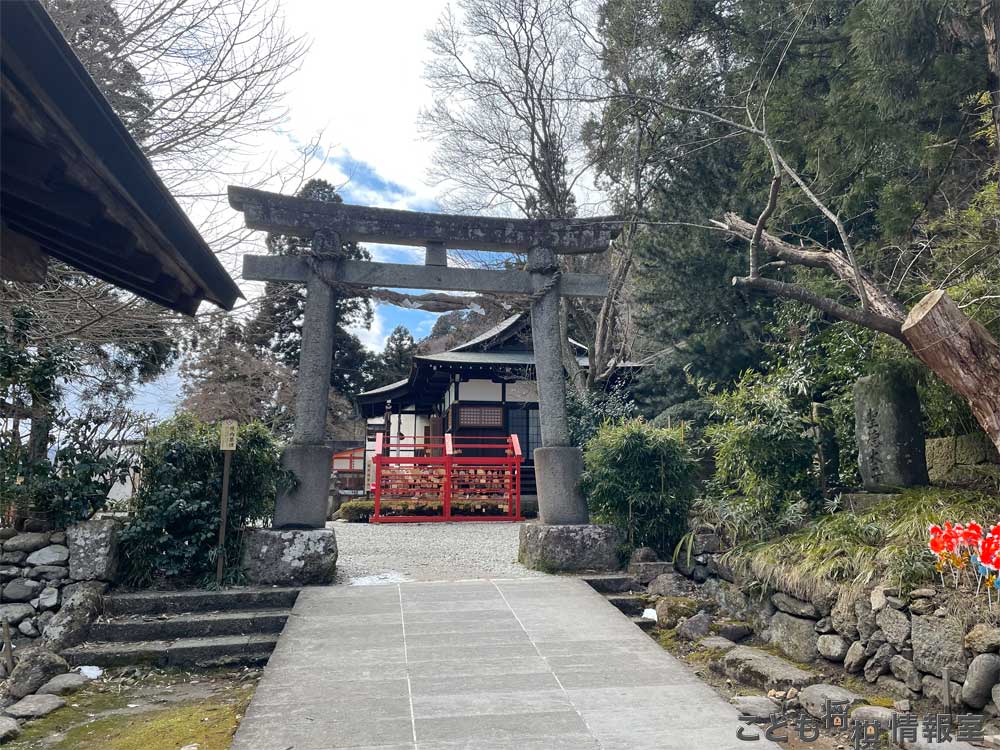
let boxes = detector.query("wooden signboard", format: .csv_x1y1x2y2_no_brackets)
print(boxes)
220,419,238,452
216,419,238,585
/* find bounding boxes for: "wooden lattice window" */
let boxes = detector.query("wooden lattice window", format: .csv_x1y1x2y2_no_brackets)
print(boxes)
458,405,503,428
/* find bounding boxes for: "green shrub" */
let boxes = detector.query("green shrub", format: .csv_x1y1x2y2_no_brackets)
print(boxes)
697,368,820,542
339,500,374,522
566,380,637,447
120,415,291,586
0,411,133,528
580,419,696,553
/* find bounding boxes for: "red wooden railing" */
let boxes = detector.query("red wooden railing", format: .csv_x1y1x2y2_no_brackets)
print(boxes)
371,433,523,523
332,446,365,472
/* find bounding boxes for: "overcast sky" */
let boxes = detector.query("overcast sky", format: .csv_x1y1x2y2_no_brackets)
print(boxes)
265,0,452,350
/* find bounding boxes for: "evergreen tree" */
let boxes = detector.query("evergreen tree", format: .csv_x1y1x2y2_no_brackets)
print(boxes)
245,179,375,397
44,0,154,142
590,0,996,428
369,326,417,387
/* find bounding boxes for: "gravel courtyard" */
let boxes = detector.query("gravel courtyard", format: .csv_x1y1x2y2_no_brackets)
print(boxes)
330,520,547,584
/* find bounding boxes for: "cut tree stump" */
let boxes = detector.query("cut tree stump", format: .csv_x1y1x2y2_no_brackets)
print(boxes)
902,290,1000,453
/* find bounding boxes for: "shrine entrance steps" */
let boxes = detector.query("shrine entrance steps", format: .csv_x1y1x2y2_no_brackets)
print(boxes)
61,587,299,668
582,573,657,632
232,577,780,749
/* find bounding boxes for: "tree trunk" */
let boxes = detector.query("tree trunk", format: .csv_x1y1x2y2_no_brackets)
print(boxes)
27,393,51,464
559,299,587,398
980,0,1000,171
901,290,1000,452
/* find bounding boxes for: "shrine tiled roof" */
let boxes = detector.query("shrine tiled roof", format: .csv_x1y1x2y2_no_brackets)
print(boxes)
358,378,411,397
415,351,590,367
355,312,640,413
449,313,525,352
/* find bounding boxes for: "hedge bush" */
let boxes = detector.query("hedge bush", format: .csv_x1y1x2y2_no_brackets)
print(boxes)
120,415,291,586
337,499,516,522
340,500,374,522
566,380,636,447
698,368,821,542
580,419,696,554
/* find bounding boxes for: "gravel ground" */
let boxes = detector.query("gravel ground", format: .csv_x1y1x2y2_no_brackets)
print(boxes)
328,520,547,584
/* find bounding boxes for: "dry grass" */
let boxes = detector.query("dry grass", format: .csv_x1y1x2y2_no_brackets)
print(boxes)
722,488,1000,601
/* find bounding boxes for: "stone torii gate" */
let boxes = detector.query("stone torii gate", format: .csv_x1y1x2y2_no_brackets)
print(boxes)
230,186,624,537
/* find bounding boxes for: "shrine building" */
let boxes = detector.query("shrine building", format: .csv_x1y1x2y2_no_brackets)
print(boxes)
355,313,636,514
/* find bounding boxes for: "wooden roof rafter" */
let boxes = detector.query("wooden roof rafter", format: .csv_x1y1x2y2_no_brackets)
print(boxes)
0,2,241,315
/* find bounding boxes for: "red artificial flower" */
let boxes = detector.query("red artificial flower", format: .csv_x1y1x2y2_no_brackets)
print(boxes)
936,522,959,554
980,534,1000,571
929,524,947,555
961,522,984,547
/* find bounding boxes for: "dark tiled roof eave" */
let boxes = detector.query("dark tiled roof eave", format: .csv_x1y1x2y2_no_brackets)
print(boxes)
0,1,241,314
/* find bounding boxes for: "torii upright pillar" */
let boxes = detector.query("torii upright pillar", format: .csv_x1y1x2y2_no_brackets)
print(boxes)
528,246,589,524
274,230,340,529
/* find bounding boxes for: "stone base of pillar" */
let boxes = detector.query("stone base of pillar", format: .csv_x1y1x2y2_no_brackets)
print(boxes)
275,443,334,529
533,446,589,524
518,523,623,572
240,527,338,585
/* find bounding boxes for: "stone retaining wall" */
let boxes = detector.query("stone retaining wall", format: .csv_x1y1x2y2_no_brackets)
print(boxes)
926,433,999,487
661,534,1000,717
0,520,118,645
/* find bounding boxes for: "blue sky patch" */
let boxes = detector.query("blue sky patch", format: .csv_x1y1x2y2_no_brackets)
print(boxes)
326,149,410,203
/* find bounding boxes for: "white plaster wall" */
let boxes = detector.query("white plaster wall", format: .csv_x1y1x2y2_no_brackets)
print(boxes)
459,379,502,402
364,412,424,479
506,380,538,402
364,417,380,489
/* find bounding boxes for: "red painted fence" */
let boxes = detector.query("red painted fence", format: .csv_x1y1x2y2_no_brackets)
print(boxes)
371,433,523,523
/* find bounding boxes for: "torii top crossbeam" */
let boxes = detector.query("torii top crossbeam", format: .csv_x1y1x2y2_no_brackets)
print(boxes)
229,186,623,255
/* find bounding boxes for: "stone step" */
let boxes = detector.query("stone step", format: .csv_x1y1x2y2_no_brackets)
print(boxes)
720,645,820,691
104,587,300,615
88,609,291,642
581,574,641,594
62,633,280,668
631,616,656,633
627,561,674,584
604,594,646,617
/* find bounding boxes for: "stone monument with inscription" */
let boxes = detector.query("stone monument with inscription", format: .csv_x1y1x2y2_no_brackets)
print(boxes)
854,371,929,491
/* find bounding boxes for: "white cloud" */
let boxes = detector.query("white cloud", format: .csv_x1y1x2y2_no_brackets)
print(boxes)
277,1,449,207
350,303,388,352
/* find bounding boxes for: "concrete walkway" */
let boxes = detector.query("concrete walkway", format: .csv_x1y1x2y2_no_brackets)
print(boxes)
233,577,778,749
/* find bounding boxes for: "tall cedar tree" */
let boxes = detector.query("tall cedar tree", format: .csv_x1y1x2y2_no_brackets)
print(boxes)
370,326,417,387
590,0,998,435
